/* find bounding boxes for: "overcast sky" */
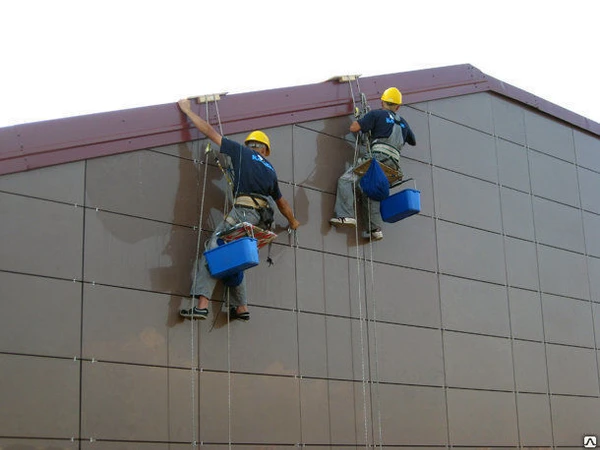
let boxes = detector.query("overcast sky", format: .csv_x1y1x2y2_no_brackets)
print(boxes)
1,0,598,128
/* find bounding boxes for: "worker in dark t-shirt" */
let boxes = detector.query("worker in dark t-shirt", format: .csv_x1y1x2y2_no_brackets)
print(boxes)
177,99,299,321
330,87,416,241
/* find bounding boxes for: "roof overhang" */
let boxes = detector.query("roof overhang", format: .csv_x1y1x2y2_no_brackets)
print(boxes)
1,64,598,176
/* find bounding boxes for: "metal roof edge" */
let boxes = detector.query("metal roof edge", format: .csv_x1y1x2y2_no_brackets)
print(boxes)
1,64,598,176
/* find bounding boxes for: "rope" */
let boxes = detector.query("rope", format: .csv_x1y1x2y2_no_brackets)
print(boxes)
365,200,383,449
348,77,381,449
189,135,210,447
187,97,231,447
209,98,234,449
347,77,370,448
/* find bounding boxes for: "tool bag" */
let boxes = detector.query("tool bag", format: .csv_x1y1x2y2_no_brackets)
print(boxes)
359,158,390,201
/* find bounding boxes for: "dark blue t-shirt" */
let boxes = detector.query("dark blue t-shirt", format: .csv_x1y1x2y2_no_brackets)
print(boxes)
357,109,416,145
219,137,282,201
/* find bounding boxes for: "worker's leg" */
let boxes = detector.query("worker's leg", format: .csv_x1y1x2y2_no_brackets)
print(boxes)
332,166,359,221
361,153,400,240
186,208,252,311
226,208,262,319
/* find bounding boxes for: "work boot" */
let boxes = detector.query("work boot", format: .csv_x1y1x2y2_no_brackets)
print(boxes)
362,229,383,241
180,306,208,320
329,217,357,227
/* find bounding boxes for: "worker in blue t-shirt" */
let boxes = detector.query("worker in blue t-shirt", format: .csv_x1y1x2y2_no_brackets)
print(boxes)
177,99,299,321
330,87,416,241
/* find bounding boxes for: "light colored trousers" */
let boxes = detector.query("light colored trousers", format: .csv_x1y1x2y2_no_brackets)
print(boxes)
333,152,399,231
190,207,264,307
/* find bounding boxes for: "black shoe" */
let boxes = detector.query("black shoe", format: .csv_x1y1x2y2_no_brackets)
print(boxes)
180,306,208,320
229,307,250,321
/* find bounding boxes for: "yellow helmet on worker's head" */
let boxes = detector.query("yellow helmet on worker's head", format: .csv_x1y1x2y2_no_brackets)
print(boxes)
244,130,271,156
381,87,402,105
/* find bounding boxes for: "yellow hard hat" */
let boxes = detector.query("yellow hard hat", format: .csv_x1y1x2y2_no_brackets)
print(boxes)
244,130,271,156
381,87,402,105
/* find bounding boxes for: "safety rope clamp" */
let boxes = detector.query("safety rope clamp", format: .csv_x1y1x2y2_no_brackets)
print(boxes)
328,74,361,82
191,92,228,104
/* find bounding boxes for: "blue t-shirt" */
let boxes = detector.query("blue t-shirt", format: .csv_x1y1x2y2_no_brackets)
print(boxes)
219,137,282,201
357,109,416,145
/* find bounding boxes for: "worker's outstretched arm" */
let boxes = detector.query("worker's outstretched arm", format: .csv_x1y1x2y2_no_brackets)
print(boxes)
275,197,300,230
178,99,222,146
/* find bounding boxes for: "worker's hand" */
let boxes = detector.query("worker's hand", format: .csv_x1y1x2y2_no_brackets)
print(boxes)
288,218,300,230
177,99,192,114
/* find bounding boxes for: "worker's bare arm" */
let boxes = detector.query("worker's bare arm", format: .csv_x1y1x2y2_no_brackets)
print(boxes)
177,99,222,146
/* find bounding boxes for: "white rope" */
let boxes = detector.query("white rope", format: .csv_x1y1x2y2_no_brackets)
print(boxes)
187,98,230,447
189,135,210,447
366,200,383,449
347,79,370,449
207,98,234,449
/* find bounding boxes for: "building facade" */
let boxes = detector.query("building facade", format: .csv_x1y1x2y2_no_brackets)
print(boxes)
1,65,600,449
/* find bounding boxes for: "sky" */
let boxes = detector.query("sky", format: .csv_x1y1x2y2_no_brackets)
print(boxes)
1,0,599,128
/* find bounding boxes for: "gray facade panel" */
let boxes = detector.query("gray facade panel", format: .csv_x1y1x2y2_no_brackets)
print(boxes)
500,187,535,240
516,393,553,447
538,244,590,300
295,186,351,256
497,139,530,192
83,210,197,294
293,124,354,193
200,372,302,444
529,150,580,207
508,287,544,341
0,355,80,438
492,96,527,145
0,272,81,357
542,293,596,348
370,263,441,328
83,284,182,367
574,128,600,172
589,256,600,301
579,166,600,214
440,274,510,336
0,160,84,204
373,323,444,385
430,115,497,182
433,167,502,233
85,148,202,227
371,214,438,272
379,384,448,445
505,236,540,291
525,109,576,162
295,249,353,316
428,92,494,134
551,396,600,446
245,243,297,310
0,193,83,279
199,307,298,376
513,340,549,393
437,220,506,284
446,388,518,446
546,344,599,396
444,332,514,390
533,196,585,253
